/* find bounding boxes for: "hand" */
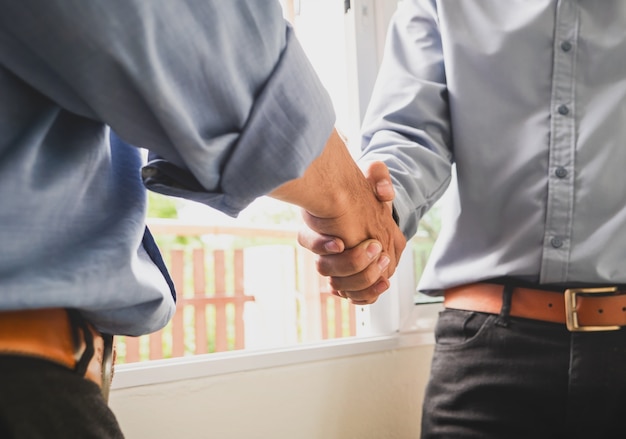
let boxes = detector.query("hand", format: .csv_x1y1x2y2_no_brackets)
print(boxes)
269,130,405,304
298,161,406,304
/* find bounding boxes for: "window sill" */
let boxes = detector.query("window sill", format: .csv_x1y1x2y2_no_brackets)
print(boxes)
111,330,434,390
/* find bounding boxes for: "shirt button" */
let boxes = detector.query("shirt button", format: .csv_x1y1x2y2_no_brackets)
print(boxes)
555,166,568,178
551,237,563,248
558,104,569,115
561,41,572,52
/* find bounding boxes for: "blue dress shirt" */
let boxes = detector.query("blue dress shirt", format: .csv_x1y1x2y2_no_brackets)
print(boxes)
0,1,334,335
360,0,626,293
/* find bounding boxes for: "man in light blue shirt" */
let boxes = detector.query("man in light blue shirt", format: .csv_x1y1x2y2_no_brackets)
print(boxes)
0,1,404,436
302,1,626,437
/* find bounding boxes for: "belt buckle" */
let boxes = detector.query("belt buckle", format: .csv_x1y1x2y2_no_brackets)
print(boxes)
101,334,114,402
564,287,620,332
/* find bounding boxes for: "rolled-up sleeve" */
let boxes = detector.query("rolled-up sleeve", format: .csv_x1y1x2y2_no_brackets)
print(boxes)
0,0,335,216
142,25,335,216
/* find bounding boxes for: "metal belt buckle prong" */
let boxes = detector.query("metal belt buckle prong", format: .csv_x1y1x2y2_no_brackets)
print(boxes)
564,287,620,332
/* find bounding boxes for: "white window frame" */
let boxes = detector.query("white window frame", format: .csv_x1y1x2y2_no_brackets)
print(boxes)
112,0,441,391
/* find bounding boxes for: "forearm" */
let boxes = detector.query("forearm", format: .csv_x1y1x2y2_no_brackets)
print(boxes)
269,129,356,212
269,129,377,245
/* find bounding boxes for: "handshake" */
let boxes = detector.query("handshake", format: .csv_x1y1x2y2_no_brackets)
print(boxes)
270,128,407,305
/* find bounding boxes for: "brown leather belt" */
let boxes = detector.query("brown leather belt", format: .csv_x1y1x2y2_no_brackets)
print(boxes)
0,308,114,400
444,283,626,332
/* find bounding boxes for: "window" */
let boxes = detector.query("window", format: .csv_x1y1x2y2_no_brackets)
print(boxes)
115,1,396,366
113,1,442,378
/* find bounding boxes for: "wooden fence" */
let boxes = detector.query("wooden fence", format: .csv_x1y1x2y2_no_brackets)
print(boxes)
116,220,356,363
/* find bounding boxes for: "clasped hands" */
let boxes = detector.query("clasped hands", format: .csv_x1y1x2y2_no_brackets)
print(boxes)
298,161,406,305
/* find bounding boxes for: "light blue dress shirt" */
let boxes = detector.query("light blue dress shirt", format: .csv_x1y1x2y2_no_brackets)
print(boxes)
360,0,626,293
0,1,334,335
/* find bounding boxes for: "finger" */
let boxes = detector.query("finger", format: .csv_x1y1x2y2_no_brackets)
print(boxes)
386,227,407,279
316,240,383,277
327,253,391,292
363,161,394,202
334,276,391,305
297,227,345,255
331,290,345,299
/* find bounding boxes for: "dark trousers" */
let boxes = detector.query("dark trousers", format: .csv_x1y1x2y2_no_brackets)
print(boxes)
0,356,124,439
421,306,626,438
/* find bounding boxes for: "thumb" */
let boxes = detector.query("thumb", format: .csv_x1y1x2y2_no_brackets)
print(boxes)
364,161,394,202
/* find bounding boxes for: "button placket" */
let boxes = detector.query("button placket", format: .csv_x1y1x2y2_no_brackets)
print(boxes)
541,0,579,283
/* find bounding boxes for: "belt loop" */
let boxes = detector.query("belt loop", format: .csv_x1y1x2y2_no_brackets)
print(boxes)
496,284,514,327
66,309,95,377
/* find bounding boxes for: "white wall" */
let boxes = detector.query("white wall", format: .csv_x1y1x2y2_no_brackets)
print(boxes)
110,344,433,439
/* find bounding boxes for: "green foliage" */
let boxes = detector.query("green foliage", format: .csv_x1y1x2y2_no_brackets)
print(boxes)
411,203,444,304
418,203,442,241
147,194,205,246
242,201,301,225
147,192,179,219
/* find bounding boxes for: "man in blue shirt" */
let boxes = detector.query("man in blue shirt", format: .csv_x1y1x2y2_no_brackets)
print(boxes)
302,1,626,437
0,1,404,436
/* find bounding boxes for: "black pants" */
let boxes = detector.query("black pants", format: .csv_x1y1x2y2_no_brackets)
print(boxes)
421,305,626,439
0,355,124,439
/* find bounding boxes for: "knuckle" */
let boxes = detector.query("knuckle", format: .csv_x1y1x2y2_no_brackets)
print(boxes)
349,290,379,305
328,277,344,292
316,259,332,277
362,268,380,286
